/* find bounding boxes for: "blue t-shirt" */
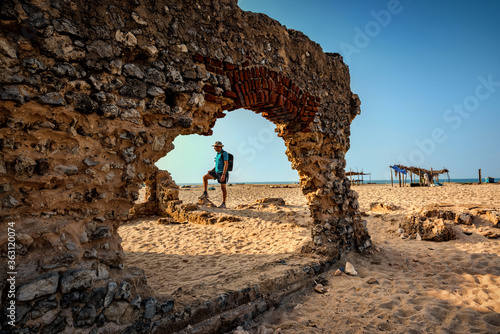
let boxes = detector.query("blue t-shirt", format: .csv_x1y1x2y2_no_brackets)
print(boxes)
215,150,229,174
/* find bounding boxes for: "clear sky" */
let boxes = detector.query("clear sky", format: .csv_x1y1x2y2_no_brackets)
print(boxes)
157,0,500,183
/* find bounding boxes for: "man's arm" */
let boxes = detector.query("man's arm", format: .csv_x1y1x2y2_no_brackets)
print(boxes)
221,160,228,181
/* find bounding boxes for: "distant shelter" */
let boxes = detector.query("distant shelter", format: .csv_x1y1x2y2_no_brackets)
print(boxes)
390,165,450,187
347,170,371,185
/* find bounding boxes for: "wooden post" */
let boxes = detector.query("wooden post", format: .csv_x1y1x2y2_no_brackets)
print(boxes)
391,167,393,187
398,172,402,187
479,169,482,184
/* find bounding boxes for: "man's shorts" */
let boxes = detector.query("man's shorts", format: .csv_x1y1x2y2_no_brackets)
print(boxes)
209,170,229,184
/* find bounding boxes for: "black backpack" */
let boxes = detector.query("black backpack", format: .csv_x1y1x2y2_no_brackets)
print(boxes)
226,152,234,171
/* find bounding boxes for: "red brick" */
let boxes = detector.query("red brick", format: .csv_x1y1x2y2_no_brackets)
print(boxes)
244,95,250,107
234,84,242,95
285,99,291,110
307,100,315,106
203,56,211,64
212,60,223,68
264,90,269,102
252,92,258,105
242,60,250,67
223,91,238,99
316,96,321,102
244,81,250,93
277,95,285,106
216,111,226,118
224,63,236,71
268,79,274,91
206,64,216,72
205,94,221,104
203,85,215,94
244,69,250,81
270,93,278,104
216,68,224,75
193,54,204,63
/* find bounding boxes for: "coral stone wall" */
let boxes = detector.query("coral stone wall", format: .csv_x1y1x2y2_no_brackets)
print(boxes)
0,0,370,331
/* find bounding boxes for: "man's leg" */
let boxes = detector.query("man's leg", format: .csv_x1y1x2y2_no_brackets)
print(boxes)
221,183,227,203
200,173,215,199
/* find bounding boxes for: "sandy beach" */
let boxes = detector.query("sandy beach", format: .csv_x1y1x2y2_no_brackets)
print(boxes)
119,183,500,333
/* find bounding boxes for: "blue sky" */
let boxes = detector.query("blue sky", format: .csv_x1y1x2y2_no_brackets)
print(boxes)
157,0,500,183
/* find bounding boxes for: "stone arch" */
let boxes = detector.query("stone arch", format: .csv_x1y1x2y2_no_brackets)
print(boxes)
0,0,371,331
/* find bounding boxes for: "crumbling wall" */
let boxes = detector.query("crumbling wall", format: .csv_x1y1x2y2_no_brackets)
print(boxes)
0,0,370,332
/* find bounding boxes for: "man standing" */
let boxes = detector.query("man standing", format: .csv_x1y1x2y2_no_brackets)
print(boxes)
199,141,229,208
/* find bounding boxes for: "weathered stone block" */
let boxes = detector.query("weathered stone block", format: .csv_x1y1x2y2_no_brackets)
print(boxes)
60,269,95,293
17,273,59,301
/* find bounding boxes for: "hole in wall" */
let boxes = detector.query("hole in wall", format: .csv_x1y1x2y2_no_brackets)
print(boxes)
118,109,317,298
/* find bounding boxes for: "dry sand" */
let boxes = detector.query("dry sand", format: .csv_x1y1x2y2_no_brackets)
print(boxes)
119,183,500,333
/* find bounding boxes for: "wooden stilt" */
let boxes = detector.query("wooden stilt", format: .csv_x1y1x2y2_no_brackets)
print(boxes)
391,167,393,187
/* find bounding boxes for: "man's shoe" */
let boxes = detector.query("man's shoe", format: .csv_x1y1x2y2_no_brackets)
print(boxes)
198,192,209,199
218,202,226,208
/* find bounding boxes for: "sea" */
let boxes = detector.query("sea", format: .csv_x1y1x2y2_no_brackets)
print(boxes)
177,178,495,186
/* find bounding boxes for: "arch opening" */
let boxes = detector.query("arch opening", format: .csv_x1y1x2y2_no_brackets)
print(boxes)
123,108,317,298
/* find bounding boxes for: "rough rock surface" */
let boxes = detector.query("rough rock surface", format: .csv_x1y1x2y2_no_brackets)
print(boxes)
0,0,370,332
401,205,500,241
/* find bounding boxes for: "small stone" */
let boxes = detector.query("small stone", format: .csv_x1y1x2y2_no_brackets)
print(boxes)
367,278,379,284
396,227,405,234
55,165,79,176
0,85,29,104
103,300,129,324
131,294,142,308
147,86,165,97
90,226,111,241
60,269,95,293
38,92,65,105
132,12,148,26
160,299,174,313
345,262,358,276
314,284,326,294
114,281,132,301
84,158,100,167
143,297,157,319
75,303,97,327
104,282,117,307
1,195,21,208
145,68,166,86
123,63,144,79
416,233,422,241
333,269,343,276
121,147,137,163
17,273,59,301
86,40,114,59
31,300,58,319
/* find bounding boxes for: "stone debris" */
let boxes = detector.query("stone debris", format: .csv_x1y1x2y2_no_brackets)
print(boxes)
367,278,379,284
254,197,286,206
345,262,358,276
333,268,343,276
314,283,326,294
370,202,398,212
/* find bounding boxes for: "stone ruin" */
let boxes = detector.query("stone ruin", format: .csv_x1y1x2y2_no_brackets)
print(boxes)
401,205,500,241
0,0,371,332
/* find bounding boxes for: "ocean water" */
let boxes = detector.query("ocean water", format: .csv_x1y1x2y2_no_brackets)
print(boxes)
359,178,494,184
178,178,496,186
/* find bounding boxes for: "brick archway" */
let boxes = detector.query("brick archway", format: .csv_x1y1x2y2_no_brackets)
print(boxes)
0,0,370,331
